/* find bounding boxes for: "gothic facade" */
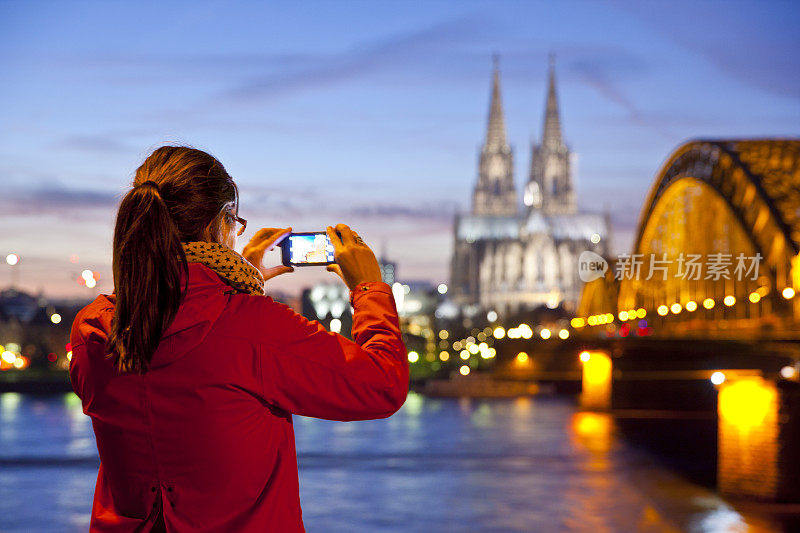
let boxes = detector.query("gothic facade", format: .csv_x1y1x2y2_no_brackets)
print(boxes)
451,58,611,316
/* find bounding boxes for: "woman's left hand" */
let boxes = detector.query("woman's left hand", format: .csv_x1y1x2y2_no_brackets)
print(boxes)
242,227,294,282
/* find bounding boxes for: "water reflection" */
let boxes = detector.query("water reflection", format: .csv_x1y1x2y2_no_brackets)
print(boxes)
0,392,792,532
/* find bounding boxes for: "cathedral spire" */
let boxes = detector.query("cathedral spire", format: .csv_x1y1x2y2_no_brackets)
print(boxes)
485,54,508,151
472,55,517,216
542,53,563,148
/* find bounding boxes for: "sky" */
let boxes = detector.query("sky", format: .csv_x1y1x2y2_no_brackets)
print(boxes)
1,0,798,299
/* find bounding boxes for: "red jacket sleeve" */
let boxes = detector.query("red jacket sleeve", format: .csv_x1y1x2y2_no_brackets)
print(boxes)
258,281,409,421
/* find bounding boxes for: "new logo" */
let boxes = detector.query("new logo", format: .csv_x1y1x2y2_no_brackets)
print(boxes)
578,251,608,282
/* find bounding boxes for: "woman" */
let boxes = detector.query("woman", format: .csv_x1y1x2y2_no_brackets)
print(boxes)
69,146,409,532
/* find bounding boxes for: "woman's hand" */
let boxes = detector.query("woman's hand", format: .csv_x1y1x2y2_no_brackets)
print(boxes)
326,224,382,290
242,227,294,282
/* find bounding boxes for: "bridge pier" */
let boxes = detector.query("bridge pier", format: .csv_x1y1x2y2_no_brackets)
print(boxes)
577,348,800,503
717,376,800,502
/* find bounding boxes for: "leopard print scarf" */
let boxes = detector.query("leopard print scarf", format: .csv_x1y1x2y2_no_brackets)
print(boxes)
181,241,265,296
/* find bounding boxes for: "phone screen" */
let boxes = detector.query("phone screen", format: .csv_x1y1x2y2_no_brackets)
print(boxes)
286,233,335,265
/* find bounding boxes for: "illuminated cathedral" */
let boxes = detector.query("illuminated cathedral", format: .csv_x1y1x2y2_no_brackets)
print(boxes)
450,57,611,316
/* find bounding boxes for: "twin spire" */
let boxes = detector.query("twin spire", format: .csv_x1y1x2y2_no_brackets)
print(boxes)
484,54,563,151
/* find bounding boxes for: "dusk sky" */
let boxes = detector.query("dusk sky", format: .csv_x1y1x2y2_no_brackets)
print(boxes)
2,0,798,299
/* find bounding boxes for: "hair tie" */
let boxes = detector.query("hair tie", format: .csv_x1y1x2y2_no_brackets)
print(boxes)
136,180,161,193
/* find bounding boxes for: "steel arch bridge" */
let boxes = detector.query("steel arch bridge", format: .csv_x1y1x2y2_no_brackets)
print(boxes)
578,139,800,338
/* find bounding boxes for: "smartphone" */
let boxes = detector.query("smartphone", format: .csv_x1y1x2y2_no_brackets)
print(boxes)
280,232,336,266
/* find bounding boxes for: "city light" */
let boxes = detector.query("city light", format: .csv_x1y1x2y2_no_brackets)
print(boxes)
329,318,341,333
492,327,505,340
438,330,449,340
1,351,16,364
703,298,715,310
516,352,529,363
636,308,646,319
407,351,419,363
6,253,19,266
579,351,590,362
437,283,447,294
657,305,669,316
558,329,569,339
85,278,97,288
782,287,795,299
81,269,93,281
539,328,551,340
670,303,682,314
439,351,449,362
685,301,697,312
748,292,761,303
590,233,601,244
486,310,498,322
570,317,585,328
518,324,533,339
618,311,628,321
723,295,736,307
460,350,470,360
780,366,796,379
459,365,470,376
710,371,726,385
50,313,62,324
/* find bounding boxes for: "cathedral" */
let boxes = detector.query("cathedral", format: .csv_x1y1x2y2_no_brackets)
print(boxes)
450,57,611,316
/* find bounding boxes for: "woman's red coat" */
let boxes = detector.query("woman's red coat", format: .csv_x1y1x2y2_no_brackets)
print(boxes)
69,262,409,532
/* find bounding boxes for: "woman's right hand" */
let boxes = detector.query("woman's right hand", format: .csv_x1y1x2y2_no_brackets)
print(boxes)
326,224,383,290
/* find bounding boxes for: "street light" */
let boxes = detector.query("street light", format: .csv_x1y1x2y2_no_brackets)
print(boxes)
6,253,20,287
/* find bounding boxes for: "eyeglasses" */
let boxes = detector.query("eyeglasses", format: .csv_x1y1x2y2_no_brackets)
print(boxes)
227,212,247,236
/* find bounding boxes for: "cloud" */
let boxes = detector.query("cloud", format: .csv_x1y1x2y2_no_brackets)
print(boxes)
348,201,459,222
216,15,490,103
0,179,120,215
565,52,677,139
616,0,800,99
52,135,135,154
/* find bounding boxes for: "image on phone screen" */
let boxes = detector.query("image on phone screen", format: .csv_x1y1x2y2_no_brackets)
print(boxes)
284,233,335,265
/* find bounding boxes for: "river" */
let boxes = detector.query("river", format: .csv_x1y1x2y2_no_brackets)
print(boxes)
0,392,795,532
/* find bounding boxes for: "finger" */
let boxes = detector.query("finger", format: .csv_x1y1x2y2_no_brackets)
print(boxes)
326,264,343,279
243,228,287,254
335,223,356,246
250,227,291,243
252,227,292,252
326,226,343,249
262,265,294,282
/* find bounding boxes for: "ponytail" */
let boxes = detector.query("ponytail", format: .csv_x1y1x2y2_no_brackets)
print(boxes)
107,181,188,373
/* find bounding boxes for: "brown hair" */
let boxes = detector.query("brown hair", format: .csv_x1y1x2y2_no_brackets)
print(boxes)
107,145,239,373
